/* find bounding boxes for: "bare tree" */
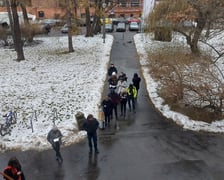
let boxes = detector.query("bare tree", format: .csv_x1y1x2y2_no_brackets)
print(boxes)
11,0,25,61
66,0,74,52
147,0,224,54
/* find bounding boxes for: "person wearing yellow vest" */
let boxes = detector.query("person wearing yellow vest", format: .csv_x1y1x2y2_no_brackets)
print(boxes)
126,84,137,113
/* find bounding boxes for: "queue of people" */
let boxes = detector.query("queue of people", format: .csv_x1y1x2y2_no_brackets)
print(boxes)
1,63,141,174
100,63,141,128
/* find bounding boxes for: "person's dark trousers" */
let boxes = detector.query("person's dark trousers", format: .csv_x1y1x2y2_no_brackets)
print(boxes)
53,141,63,163
128,96,135,112
104,112,111,127
112,105,118,119
87,132,98,153
136,89,139,99
120,100,127,117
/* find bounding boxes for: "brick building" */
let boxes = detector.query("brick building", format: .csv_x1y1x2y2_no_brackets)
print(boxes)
0,0,143,20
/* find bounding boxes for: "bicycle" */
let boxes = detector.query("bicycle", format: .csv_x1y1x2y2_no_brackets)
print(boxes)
0,111,17,136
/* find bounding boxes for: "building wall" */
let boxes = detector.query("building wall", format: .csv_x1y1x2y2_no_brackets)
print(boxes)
0,0,143,19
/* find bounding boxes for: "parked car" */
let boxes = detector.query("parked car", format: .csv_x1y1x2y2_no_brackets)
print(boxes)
105,23,114,33
39,19,62,27
126,17,140,24
116,22,126,32
61,24,68,33
129,22,139,31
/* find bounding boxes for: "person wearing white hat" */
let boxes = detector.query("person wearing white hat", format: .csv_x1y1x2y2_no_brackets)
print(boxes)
107,63,117,76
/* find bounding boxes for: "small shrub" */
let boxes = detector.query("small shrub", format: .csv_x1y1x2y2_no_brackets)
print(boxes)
154,26,172,42
0,27,9,46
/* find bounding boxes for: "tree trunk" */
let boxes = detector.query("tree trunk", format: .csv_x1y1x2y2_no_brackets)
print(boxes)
5,0,15,46
93,15,101,34
21,3,34,43
66,0,74,52
85,6,93,37
93,2,102,34
11,0,25,61
190,12,207,55
20,3,29,25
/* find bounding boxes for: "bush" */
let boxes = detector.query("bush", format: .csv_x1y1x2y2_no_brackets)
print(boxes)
154,26,172,42
21,23,48,43
0,27,10,46
148,46,224,122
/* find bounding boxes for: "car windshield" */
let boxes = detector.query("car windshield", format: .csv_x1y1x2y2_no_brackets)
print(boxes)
117,23,125,28
130,22,138,26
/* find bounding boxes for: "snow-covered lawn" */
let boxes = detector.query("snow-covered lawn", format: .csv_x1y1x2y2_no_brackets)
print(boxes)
0,35,113,152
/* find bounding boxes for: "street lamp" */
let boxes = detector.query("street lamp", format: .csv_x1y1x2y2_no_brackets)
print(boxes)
102,1,106,43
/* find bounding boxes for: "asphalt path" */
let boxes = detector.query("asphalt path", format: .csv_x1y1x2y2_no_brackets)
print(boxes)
1,31,224,180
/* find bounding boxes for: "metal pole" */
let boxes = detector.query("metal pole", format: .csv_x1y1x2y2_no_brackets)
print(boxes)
103,13,105,43
102,1,106,43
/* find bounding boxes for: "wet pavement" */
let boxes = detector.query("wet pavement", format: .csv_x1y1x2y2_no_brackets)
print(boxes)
1,31,224,180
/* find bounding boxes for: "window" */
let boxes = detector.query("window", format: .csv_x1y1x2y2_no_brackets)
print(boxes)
118,0,127,7
38,11,45,18
131,0,139,7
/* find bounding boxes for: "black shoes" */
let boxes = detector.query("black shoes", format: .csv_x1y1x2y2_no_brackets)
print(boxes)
56,156,63,164
89,149,99,154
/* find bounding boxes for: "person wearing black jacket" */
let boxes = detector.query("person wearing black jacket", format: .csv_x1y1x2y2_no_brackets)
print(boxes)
119,88,128,118
107,63,118,76
47,125,63,163
132,73,141,98
108,90,120,120
101,96,113,127
83,114,99,154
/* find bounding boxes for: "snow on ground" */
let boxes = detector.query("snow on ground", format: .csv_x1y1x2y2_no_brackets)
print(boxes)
0,32,224,153
0,35,113,152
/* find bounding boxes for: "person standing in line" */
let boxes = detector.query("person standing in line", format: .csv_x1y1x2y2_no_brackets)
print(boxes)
119,88,128,118
101,96,113,127
132,73,141,99
1,157,25,180
108,72,118,91
107,63,118,77
118,72,128,82
83,114,99,154
47,125,63,163
126,83,137,113
108,90,120,120
117,73,127,95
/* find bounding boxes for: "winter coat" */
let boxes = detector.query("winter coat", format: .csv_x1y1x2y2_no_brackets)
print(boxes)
108,75,118,89
3,158,25,180
132,74,141,90
108,66,118,76
3,166,20,180
101,98,113,114
126,85,137,98
83,118,99,134
108,91,120,106
117,80,127,94
120,91,128,103
47,127,62,146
